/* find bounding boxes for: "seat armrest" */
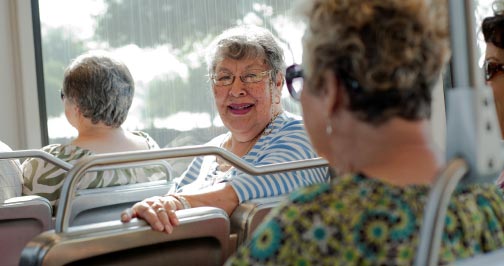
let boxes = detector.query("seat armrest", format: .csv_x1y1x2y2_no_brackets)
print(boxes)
230,196,286,247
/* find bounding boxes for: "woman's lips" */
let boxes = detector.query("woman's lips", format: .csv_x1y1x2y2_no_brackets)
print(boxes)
228,103,254,115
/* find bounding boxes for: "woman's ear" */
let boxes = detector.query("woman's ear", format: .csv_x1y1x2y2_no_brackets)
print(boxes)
73,104,81,115
275,72,284,90
322,70,344,117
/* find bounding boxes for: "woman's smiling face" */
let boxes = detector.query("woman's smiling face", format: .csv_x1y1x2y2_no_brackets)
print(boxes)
212,57,281,141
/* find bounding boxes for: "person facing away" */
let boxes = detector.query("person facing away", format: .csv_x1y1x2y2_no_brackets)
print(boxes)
227,0,504,265
120,25,329,234
0,140,23,202
482,4,504,188
22,52,167,210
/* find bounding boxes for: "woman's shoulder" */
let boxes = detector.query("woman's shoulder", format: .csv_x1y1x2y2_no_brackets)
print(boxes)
277,111,303,126
130,130,160,149
22,143,92,169
286,173,430,210
43,143,93,159
270,112,306,137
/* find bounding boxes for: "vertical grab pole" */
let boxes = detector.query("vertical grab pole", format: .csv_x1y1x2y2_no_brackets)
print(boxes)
415,0,503,265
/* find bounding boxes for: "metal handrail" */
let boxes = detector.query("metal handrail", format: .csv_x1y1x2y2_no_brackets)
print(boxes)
55,145,329,233
414,158,469,266
0,150,73,170
0,150,174,179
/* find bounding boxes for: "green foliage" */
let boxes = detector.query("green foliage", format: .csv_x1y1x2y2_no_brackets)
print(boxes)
42,28,86,117
95,0,292,49
143,65,217,120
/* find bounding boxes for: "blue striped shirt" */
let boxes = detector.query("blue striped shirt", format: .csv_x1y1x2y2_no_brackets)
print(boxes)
176,112,330,202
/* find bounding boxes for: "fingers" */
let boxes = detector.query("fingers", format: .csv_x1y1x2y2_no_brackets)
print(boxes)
122,197,180,234
163,199,180,227
120,207,136,223
142,201,167,232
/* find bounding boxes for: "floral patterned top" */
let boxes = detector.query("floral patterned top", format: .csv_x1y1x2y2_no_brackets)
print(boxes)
21,131,168,209
227,173,504,266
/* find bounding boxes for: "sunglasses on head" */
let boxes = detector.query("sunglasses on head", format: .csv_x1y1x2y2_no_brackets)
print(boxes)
285,64,303,101
484,61,504,81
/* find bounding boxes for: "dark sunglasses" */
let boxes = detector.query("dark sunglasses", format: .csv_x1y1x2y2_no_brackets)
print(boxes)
286,64,303,101
484,61,504,81
60,89,65,100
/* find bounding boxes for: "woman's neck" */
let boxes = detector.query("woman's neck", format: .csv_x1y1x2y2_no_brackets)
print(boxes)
75,123,124,140
71,123,128,151
336,118,442,186
223,131,261,158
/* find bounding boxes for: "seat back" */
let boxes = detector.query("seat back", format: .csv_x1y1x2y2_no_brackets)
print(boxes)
0,196,52,266
70,180,174,226
54,146,327,233
0,157,23,202
454,249,504,266
20,207,230,266
230,196,286,247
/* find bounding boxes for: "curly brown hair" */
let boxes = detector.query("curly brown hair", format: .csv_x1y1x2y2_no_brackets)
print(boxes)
300,0,450,125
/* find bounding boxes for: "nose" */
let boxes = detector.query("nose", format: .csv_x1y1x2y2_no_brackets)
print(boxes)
228,78,247,97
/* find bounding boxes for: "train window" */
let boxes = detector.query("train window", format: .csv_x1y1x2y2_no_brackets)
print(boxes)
475,0,494,65
37,0,302,175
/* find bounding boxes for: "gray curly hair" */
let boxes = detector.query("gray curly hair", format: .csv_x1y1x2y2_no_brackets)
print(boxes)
62,52,134,128
300,0,450,125
206,25,286,83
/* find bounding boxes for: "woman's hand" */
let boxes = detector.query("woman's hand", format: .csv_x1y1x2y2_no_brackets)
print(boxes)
121,196,181,233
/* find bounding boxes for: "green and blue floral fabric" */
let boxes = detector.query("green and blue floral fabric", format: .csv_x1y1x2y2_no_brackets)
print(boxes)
228,173,504,266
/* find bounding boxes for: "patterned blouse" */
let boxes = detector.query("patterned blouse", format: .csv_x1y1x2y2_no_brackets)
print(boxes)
228,173,504,266
21,131,167,208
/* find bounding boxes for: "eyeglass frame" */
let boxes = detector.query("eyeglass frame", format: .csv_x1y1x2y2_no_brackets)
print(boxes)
484,60,504,81
286,63,368,102
60,89,65,100
210,69,273,87
286,64,304,101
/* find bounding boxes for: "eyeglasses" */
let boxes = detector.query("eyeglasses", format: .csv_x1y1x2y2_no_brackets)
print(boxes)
484,61,504,81
286,64,303,101
60,89,65,100
211,69,272,86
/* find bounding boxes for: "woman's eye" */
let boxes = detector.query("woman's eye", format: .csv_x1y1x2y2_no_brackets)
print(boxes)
217,75,232,81
243,73,258,80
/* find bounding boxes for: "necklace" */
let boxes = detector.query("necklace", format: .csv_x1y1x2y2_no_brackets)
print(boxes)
216,111,282,172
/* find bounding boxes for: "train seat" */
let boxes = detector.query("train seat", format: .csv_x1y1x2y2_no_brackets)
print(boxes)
20,206,230,266
230,195,286,248
70,180,174,226
0,195,52,266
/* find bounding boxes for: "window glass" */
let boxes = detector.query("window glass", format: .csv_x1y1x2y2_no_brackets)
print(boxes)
475,0,494,65
38,0,304,175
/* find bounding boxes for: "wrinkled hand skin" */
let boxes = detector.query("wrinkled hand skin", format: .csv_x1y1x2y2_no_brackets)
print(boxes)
121,196,180,234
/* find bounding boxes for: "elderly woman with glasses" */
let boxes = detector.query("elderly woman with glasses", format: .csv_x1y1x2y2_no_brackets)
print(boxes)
21,52,167,210
483,5,504,138
482,6,504,189
227,0,504,265
120,25,329,233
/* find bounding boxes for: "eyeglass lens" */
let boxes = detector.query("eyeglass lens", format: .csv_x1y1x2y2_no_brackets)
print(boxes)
286,64,303,100
212,70,270,86
485,61,504,81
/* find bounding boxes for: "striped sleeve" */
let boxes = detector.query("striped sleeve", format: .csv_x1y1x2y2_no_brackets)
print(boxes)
229,120,329,203
177,157,204,188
